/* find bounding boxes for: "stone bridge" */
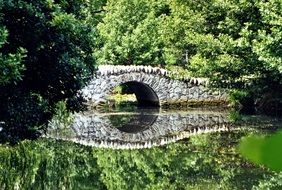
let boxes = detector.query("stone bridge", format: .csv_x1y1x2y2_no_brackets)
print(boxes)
46,110,242,149
80,65,228,107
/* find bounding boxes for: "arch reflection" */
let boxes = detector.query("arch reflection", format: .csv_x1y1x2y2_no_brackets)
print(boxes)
108,108,159,133
46,109,235,149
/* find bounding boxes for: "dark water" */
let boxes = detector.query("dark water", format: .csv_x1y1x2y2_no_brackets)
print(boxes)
1,108,282,189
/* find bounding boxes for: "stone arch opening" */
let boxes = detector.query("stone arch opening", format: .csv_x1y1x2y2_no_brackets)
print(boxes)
109,81,160,107
121,81,160,107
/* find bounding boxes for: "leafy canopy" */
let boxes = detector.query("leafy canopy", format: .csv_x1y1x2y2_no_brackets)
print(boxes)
0,0,101,142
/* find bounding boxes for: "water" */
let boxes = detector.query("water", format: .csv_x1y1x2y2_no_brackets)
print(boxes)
1,107,282,189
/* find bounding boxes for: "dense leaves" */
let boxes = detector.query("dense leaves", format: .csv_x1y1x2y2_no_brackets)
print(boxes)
1,0,282,141
95,0,166,66
0,0,99,141
96,0,282,111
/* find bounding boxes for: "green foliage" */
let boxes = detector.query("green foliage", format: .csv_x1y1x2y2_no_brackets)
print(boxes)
112,85,123,94
0,49,26,84
96,0,282,111
1,0,281,141
0,0,99,142
95,0,166,65
111,84,134,95
0,25,26,85
0,139,105,189
0,131,279,189
108,84,137,108
108,114,135,129
48,101,74,130
239,130,282,172
0,93,50,143
229,90,250,106
253,173,282,190
228,110,243,123
167,0,282,110
165,65,191,80
229,90,255,112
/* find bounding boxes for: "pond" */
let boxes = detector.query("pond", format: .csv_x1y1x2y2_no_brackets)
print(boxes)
1,107,282,189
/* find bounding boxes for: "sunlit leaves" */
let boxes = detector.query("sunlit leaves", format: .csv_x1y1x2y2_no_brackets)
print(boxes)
0,47,26,85
0,27,8,47
0,27,26,85
95,0,165,65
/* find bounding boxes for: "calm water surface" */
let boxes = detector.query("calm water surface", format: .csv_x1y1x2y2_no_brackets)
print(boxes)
1,107,282,189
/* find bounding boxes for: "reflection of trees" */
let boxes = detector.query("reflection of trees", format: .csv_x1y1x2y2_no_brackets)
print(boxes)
0,132,279,189
108,114,135,128
0,140,105,189
95,131,272,190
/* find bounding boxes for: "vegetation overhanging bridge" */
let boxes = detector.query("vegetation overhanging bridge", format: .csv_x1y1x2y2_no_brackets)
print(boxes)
80,65,228,107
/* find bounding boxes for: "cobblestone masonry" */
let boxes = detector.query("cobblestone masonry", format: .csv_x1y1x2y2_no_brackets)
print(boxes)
80,65,228,107
46,110,241,149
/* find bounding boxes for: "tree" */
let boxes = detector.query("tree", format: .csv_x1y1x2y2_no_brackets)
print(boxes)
159,0,282,111
95,0,166,66
0,0,99,142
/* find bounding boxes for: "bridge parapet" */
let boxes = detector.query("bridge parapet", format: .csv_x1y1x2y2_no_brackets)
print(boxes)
96,65,208,86
97,65,168,76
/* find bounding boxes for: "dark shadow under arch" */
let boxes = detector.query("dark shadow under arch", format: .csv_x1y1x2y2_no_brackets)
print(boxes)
108,108,159,133
122,81,160,107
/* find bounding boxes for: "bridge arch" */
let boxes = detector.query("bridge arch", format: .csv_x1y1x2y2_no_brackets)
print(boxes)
80,65,228,108
115,81,159,107
82,71,168,107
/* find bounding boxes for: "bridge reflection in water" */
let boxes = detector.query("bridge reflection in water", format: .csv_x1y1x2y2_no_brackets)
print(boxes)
46,109,237,149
